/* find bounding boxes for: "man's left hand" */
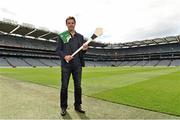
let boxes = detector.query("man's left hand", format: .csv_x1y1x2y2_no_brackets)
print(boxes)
82,43,88,50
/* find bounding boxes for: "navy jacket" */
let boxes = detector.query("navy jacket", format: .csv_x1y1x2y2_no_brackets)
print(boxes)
56,32,86,67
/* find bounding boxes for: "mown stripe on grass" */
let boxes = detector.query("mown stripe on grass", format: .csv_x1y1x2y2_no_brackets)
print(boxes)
91,70,180,116
78,67,178,95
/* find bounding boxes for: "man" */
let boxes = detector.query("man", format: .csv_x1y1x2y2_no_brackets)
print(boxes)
56,16,88,116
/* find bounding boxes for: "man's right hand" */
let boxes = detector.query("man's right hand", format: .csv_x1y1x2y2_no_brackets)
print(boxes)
64,55,73,62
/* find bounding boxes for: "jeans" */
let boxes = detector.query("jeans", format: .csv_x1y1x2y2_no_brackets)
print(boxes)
60,66,82,109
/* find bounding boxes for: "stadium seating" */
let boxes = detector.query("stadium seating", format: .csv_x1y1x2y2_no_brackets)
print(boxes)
22,58,48,67
88,43,180,55
0,57,11,67
134,61,148,66
157,60,171,66
0,33,180,67
38,59,59,66
0,35,55,51
142,60,159,66
170,59,180,66
6,57,30,67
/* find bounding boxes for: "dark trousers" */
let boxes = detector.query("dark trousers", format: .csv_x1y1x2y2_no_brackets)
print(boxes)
60,66,82,109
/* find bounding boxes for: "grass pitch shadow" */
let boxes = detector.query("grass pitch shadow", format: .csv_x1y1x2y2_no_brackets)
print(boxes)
75,111,89,119
61,112,72,119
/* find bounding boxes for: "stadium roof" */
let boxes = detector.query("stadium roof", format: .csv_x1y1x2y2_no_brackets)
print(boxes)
0,18,58,40
0,18,179,49
0,18,107,47
104,35,180,49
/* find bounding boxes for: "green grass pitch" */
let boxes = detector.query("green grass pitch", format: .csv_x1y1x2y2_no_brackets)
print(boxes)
0,66,180,116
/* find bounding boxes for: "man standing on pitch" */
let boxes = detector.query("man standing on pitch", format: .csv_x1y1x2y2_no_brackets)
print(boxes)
56,16,88,116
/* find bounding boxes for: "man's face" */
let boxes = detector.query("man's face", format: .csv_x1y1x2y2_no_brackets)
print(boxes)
66,19,76,31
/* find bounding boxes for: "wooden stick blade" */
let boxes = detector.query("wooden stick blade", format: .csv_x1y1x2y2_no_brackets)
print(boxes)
94,27,103,37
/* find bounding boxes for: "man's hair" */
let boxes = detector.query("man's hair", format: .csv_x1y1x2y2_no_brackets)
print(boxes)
66,16,76,23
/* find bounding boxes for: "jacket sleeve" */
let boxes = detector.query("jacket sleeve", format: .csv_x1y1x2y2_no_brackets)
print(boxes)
55,36,66,59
